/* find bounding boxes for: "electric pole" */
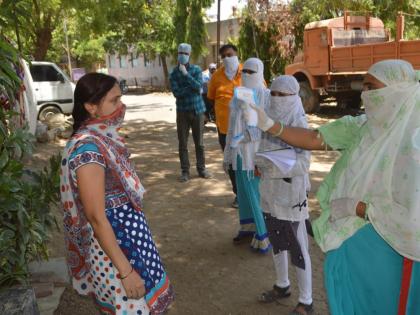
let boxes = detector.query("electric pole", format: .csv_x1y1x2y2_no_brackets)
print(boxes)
216,0,221,66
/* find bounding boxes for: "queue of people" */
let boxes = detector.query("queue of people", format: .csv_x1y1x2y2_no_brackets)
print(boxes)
60,38,419,315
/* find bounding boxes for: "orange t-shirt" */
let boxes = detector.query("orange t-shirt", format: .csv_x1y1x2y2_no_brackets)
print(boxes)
207,65,243,134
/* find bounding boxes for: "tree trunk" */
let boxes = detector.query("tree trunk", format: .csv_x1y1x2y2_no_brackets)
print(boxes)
33,28,52,61
160,54,170,90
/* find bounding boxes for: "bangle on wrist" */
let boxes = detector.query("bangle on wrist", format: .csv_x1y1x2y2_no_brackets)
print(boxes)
273,121,284,137
120,266,134,280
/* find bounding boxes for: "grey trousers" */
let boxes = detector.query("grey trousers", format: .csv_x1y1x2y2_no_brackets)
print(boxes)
176,111,205,173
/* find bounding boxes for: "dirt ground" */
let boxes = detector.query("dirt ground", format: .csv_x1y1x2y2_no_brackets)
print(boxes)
29,93,350,315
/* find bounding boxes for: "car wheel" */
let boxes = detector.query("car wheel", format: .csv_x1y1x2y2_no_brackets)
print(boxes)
38,105,62,121
299,81,320,113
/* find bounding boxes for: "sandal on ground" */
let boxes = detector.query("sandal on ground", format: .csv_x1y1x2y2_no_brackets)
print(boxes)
232,232,254,245
289,302,314,315
258,285,291,303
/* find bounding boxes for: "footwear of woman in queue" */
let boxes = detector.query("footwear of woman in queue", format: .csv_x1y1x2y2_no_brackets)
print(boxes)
60,73,174,314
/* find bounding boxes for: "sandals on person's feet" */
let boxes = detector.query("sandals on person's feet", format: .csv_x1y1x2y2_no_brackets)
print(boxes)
258,285,291,303
289,302,314,315
232,232,253,245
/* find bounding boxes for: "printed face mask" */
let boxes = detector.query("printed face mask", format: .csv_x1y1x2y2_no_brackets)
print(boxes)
104,103,126,128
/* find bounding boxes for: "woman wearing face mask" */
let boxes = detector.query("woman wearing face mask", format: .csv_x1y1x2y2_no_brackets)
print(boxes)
247,60,420,314
60,73,174,315
256,76,314,315
223,58,271,253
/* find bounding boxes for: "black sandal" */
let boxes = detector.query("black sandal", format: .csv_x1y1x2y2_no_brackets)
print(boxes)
258,285,291,303
289,302,314,315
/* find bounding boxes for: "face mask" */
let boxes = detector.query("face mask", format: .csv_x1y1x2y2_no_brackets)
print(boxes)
102,103,126,129
360,87,396,137
178,54,190,65
270,95,282,107
361,89,385,123
242,72,261,89
223,56,239,80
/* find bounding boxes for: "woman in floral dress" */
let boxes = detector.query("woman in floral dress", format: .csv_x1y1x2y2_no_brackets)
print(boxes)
60,73,174,314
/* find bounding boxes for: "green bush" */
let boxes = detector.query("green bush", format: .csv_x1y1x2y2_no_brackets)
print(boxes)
0,35,61,287
0,108,61,287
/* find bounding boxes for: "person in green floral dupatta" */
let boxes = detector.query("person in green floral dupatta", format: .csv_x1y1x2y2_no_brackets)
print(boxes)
245,60,420,315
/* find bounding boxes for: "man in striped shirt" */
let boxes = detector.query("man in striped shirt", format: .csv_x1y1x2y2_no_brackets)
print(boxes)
169,43,211,182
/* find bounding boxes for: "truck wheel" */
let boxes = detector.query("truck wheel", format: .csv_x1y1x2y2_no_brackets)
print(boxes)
349,94,361,109
38,105,62,121
337,94,361,109
299,81,320,113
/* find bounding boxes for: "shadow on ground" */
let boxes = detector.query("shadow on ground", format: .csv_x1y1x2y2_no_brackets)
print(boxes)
28,112,340,315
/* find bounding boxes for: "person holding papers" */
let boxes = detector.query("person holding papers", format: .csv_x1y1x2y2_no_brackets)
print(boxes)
255,76,314,315
223,58,271,253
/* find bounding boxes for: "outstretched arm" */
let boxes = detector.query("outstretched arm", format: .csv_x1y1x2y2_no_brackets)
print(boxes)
267,122,327,151
249,104,328,151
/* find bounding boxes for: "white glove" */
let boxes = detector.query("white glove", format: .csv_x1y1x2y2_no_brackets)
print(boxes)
179,64,188,76
249,103,274,131
329,198,358,221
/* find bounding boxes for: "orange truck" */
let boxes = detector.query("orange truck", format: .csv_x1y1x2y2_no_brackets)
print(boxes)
285,12,420,112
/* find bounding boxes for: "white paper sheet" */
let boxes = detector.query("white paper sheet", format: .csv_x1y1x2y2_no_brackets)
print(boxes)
256,148,297,174
235,87,256,105
235,87,258,127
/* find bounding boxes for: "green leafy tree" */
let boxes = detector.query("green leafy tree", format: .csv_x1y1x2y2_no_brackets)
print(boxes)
92,0,177,87
238,1,296,81
0,0,76,61
174,0,213,61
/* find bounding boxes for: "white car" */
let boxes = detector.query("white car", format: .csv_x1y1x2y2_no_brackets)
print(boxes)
27,61,75,120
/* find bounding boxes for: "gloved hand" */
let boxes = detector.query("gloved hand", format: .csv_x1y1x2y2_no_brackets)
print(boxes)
248,103,274,131
179,64,188,76
329,198,358,221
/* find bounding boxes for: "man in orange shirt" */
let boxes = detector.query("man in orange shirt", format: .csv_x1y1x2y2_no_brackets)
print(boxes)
207,44,242,213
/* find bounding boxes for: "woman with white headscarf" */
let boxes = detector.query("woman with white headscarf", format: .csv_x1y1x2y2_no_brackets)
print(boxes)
223,57,271,252
247,60,420,315
256,75,313,315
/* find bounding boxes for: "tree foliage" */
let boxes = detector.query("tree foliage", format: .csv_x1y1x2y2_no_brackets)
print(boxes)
238,1,296,81
174,0,213,61
0,36,60,287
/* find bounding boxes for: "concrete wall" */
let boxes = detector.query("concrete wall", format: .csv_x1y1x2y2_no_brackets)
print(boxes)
106,53,175,88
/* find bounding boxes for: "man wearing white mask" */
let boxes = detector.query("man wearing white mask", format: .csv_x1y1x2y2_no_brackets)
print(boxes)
208,44,242,210
169,43,211,182
223,57,271,252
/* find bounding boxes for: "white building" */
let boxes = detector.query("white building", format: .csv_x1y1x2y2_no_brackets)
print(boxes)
106,18,240,88
105,53,170,88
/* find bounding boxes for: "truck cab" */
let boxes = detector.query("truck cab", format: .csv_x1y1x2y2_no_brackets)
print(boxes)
27,61,75,120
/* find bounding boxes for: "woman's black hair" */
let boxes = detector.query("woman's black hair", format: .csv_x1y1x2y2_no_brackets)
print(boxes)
219,44,238,55
72,73,117,135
